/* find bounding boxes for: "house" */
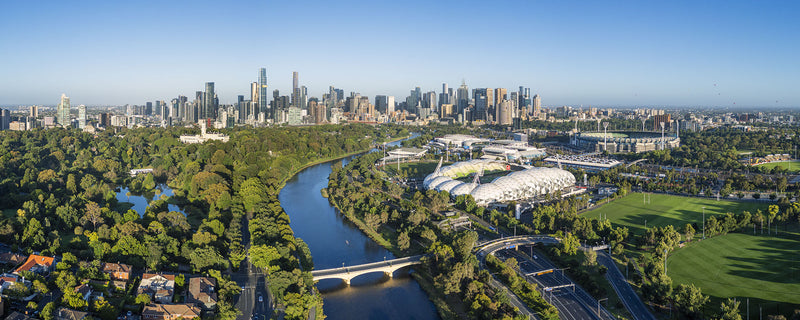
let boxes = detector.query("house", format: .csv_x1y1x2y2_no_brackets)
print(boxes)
0,253,26,266
101,262,132,281
141,304,200,320
55,307,89,320
5,311,32,320
74,284,93,301
187,277,217,310
13,255,55,275
137,274,175,304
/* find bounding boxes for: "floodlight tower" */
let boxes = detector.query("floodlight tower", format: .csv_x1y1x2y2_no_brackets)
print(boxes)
641,118,646,131
702,206,706,239
603,122,609,153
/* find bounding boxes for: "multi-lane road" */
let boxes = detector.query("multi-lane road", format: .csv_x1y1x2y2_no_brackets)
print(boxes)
232,215,273,320
597,252,656,320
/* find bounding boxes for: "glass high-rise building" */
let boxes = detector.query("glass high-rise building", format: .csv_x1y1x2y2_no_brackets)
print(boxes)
259,68,268,120
204,82,216,120
57,93,71,128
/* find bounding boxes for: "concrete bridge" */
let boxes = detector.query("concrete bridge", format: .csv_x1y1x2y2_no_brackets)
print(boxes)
475,235,560,256
311,255,426,285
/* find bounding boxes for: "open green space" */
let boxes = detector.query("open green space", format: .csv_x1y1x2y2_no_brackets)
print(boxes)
382,161,450,178
668,230,800,315
583,193,767,236
755,160,800,172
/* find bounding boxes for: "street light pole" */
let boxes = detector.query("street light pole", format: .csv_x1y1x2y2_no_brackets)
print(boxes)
702,207,706,239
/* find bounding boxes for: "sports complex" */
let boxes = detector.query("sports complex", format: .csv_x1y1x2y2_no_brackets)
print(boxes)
572,131,680,153
422,159,576,205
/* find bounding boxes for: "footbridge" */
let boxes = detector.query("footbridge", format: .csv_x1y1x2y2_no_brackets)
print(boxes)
475,235,560,256
311,255,426,285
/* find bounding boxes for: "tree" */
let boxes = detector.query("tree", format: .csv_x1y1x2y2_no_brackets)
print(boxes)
673,283,708,318
41,302,57,320
82,201,105,230
684,223,695,242
398,231,410,251
560,232,579,256
135,293,151,306
719,298,743,320
583,249,597,266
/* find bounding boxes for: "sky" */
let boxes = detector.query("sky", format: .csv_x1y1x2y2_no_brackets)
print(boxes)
1,0,799,108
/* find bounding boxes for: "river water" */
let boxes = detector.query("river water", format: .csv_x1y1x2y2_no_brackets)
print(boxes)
278,138,440,319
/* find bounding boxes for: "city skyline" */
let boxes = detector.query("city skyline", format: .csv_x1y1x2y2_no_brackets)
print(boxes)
2,0,799,107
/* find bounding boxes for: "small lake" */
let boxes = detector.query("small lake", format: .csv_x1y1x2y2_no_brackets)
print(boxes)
115,184,185,216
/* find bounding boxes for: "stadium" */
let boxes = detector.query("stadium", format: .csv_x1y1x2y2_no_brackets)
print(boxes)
423,159,576,205
572,131,680,153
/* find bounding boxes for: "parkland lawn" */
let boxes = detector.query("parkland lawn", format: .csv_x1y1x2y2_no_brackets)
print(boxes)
668,230,800,315
755,160,800,172
583,192,768,236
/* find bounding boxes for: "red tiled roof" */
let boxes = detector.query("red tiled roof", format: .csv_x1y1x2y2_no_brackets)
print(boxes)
14,254,54,274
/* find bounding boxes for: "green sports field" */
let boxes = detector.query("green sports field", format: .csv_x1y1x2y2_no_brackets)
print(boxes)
583,192,767,236
755,160,800,172
668,231,800,313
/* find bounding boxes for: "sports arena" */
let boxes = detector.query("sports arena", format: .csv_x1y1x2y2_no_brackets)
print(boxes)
572,131,680,153
422,159,576,205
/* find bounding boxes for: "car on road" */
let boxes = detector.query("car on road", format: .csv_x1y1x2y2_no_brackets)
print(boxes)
258,296,263,302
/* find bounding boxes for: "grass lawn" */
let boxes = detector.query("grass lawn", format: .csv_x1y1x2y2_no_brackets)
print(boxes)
755,160,800,172
668,229,800,317
583,193,767,236
381,161,449,178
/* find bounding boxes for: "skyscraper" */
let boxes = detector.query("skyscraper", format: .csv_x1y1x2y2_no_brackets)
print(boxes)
532,94,541,116
494,88,507,122
259,68,268,119
291,72,300,108
57,93,71,128
203,82,216,120
387,96,395,114
457,82,469,114
78,104,87,129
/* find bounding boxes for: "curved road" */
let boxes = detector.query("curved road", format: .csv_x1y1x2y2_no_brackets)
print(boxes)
597,252,655,320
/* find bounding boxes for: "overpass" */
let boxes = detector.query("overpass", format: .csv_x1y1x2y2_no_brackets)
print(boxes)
475,235,560,256
311,255,425,285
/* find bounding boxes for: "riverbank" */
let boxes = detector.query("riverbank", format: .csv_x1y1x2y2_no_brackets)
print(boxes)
274,134,411,192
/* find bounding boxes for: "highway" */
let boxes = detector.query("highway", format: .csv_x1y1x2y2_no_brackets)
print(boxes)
494,248,614,320
486,274,539,319
597,252,656,320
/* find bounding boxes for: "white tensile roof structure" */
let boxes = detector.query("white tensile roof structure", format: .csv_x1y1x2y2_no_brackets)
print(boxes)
423,159,575,205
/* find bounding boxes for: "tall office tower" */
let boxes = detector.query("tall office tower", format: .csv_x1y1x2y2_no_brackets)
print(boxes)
171,98,179,120
423,91,437,111
154,100,161,116
77,104,87,129
439,83,450,107
29,105,39,118
498,100,512,125
272,89,280,111
204,82,216,120
375,95,388,114
291,71,300,108
519,86,531,112
259,68,268,119
145,102,153,116
100,113,110,127
179,95,188,120
314,101,326,124
57,93,71,127
457,82,469,114
387,96,395,114
494,88,507,122
532,94,541,116
237,95,246,122
473,88,488,120
300,86,308,110
0,108,9,130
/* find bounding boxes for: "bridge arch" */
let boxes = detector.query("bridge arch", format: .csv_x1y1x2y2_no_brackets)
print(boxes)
312,255,426,285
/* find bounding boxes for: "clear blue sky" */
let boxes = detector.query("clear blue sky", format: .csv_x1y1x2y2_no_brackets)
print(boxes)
2,0,798,107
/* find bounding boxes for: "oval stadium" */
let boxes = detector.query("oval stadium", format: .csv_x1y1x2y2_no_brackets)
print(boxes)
423,159,576,205
572,131,680,153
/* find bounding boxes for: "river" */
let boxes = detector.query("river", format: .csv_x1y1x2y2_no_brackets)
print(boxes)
278,137,440,320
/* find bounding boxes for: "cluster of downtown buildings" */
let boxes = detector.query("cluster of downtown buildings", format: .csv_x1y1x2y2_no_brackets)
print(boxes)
0,67,544,130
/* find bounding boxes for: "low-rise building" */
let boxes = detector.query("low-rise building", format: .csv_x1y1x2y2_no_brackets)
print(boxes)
188,277,217,310
142,304,200,320
55,307,89,320
101,262,132,281
14,254,55,275
137,273,175,304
